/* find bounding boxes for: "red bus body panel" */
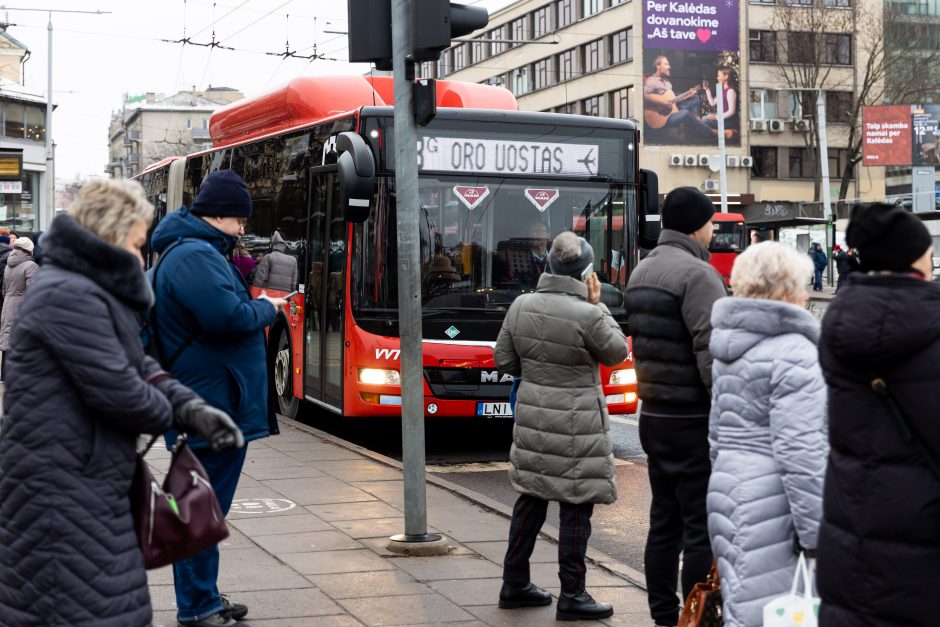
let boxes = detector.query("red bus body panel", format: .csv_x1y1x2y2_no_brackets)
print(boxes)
709,212,746,285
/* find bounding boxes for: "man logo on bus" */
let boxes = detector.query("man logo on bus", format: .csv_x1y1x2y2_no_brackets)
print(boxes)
481,370,515,383
453,185,490,210
524,188,560,212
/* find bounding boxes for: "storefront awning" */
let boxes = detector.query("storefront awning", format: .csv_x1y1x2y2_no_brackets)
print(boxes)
741,201,827,226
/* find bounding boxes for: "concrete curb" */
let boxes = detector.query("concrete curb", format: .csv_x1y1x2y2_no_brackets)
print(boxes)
279,416,648,591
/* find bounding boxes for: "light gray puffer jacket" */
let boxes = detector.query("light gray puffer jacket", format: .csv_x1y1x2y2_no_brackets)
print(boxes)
495,273,630,505
707,297,827,627
253,231,297,292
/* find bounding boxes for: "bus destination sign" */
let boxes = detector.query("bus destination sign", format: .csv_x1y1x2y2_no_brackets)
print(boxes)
417,137,600,177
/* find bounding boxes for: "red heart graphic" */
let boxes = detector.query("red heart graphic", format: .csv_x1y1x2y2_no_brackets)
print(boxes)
696,28,712,43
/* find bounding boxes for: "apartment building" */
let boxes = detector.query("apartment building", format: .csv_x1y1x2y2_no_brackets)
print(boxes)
107,86,243,179
436,0,886,228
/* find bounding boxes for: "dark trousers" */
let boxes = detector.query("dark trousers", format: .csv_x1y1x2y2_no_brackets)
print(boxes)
503,493,595,593
639,413,712,626
814,269,824,290
173,445,248,622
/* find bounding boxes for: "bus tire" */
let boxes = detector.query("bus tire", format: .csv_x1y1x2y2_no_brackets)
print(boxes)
272,325,300,420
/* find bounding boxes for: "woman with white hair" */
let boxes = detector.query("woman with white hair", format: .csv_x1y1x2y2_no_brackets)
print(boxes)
0,179,244,626
0,236,37,381
706,241,828,627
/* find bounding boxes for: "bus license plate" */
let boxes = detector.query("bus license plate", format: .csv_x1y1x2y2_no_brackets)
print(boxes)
476,402,512,418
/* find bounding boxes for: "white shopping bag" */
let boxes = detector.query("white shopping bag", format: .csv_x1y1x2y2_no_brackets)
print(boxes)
763,552,820,627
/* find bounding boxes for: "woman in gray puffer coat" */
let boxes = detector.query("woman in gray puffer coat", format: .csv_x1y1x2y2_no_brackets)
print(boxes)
0,237,38,364
708,241,828,627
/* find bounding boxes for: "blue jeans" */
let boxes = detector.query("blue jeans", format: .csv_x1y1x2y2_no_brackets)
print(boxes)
814,269,824,290
174,445,249,622
664,98,714,140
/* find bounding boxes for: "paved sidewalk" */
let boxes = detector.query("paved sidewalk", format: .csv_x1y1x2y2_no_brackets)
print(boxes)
146,418,653,626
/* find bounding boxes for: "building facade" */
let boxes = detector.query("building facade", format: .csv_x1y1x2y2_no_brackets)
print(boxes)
107,86,243,179
435,0,886,227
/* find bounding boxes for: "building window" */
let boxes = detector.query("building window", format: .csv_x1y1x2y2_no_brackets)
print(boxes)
559,49,578,81
610,86,633,119
419,61,437,78
826,0,851,6
825,33,852,65
511,66,531,96
583,0,603,17
510,16,528,47
788,32,816,64
582,95,604,117
609,28,633,64
826,91,853,123
186,118,192,129
788,147,814,178
554,103,578,114
533,58,553,90
751,147,778,178
749,89,779,119
472,38,488,64
557,0,577,28
610,0,628,5
438,51,450,77
750,0,775,4
584,39,604,73
490,27,507,56
787,90,816,119
749,30,777,62
452,44,467,71
533,6,552,38
829,148,851,177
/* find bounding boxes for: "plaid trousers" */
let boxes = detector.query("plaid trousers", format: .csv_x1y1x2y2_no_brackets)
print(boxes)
502,493,595,593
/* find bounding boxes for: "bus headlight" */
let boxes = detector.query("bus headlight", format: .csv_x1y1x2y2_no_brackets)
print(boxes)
359,368,401,385
609,369,637,385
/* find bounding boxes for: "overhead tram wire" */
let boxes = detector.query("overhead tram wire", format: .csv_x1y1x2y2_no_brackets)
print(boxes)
189,0,253,40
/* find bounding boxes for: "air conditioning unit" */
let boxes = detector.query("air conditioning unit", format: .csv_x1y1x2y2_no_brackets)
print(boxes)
698,154,712,167
768,119,785,133
704,179,720,192
670,154,683,166
741,155,754,168
684,154,698,167
793,119,812,132
726,155,741,168
750,119,767,132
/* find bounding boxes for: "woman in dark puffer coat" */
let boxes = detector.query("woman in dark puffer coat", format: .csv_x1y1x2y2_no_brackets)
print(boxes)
0,179,243,627
817,203,940,626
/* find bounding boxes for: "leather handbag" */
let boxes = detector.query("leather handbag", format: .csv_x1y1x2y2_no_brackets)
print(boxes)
677,560,722,627
130,434,229,569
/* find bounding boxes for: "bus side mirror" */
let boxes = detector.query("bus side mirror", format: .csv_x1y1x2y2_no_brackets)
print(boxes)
336,131,375,223
639,168,661,250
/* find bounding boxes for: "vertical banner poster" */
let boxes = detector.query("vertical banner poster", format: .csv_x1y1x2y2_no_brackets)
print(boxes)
643,0,740,146
912,105,940,167
862,105,913,166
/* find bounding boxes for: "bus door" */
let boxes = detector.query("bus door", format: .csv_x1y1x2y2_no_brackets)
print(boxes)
304,170,345,411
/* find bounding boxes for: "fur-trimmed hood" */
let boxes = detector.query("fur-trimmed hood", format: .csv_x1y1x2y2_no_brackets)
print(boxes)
40,213,153,311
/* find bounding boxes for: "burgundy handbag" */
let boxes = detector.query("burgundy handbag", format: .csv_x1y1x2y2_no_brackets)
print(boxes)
130,434,230,569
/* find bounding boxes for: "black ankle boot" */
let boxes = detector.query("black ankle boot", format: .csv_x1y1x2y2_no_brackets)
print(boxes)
498,581,552,609
556,589,613,621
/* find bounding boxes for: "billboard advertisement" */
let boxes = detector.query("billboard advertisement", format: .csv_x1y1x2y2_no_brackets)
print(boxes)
642,0,740,146
863,104,940,167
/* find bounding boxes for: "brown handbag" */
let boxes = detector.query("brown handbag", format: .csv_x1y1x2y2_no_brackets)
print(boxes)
130,434,230,569
677,560,722,627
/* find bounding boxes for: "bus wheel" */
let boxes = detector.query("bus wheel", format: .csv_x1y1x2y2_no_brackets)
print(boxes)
273,327,300,420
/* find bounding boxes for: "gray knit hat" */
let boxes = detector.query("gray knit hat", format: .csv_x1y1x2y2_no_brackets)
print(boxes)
547,231,594,280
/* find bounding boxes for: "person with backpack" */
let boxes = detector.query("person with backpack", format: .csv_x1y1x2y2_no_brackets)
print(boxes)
150,170,286,627
0,179,243,626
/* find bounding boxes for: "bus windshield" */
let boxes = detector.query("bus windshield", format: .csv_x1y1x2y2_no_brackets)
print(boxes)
709,220,747,252
352,176,630,322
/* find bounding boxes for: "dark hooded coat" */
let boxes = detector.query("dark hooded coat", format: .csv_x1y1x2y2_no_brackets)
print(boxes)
0,214,197,626
817,272,940,626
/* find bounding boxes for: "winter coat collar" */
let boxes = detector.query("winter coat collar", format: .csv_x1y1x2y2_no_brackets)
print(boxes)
711,296,820,363
151,205,238,258
657,229,710,262
535,272,588,300
41,213,154,311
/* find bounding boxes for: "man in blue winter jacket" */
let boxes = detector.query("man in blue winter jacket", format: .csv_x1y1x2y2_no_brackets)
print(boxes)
151,169,287,627
810,242,827,291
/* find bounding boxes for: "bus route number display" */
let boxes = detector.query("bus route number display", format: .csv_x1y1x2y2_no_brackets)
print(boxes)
417,137,600,177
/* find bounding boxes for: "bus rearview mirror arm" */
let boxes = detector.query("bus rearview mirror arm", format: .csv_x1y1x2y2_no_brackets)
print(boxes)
337,131,376,223
639,168,661,250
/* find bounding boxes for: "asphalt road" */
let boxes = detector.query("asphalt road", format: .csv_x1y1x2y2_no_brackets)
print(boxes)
298,408,653,574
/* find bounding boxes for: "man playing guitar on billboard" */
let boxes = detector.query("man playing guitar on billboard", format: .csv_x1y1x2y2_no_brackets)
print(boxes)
643,55,714,141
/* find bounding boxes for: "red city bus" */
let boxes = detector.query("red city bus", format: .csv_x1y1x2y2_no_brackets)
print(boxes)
708,212,747,285
137,75,659,420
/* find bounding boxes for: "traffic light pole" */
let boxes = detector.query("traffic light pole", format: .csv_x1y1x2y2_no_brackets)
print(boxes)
387,0,447,555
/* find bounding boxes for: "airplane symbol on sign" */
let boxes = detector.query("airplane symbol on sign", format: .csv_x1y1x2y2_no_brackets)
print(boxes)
578,149,596,173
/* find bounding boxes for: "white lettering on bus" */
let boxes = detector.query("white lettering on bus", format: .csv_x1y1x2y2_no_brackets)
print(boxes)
375,348,401,360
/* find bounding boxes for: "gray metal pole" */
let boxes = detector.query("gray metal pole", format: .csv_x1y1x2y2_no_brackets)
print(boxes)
45,12,54,227
715,81,728,213
817,93,833,286
388,0,440,547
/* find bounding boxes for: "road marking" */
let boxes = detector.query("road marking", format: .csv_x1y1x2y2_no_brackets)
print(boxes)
610,415,639,427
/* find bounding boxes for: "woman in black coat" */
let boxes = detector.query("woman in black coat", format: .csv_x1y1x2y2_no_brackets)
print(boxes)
817,203,940,626
0,180,243,627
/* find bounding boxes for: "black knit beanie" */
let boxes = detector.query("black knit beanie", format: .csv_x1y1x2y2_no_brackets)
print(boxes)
192,170,253,218
846,203,932,273
662,187,716,234
547,232,594,279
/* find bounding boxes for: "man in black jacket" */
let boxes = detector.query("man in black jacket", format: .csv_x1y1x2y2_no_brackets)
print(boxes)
626,187,727,627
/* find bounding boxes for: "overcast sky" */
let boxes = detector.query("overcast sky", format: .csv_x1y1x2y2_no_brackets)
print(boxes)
13,0,514,181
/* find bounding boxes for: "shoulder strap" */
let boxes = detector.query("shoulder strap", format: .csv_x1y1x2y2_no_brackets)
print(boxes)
870,376,940,483
150,238,205,369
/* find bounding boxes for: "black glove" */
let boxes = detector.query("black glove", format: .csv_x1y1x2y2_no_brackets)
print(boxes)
175,399,245,451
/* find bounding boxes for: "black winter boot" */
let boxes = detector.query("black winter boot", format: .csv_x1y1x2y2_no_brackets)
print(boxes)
556,589,613,621
498,581,552,609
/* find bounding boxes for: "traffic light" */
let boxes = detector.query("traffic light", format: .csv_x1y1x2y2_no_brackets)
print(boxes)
347,1,488,69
